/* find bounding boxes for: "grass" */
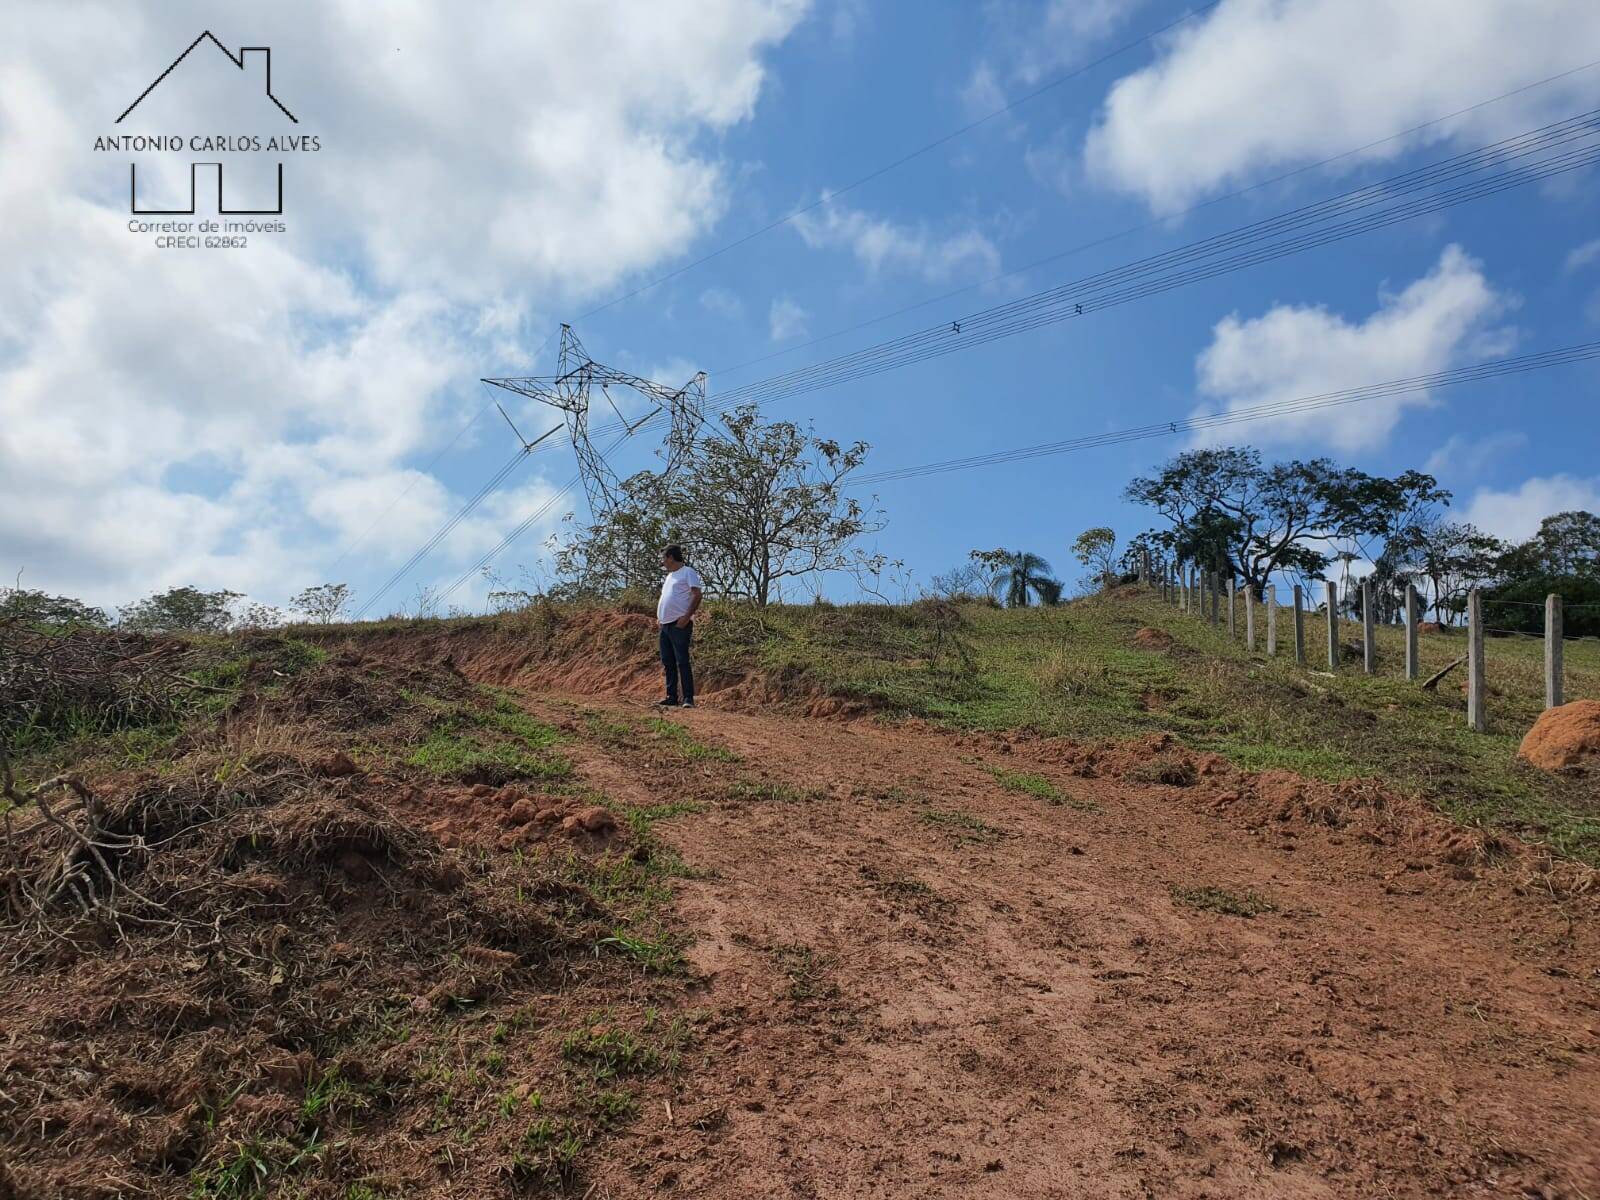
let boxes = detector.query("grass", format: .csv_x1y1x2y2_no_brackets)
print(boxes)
402,694,571,785
771,943,837,1001
723,776,826,804
988,765,1099,811
659,593,1600,867
1171,884,1277,918
919,807,1002,843
645,717,739,762
189,1130,324,1198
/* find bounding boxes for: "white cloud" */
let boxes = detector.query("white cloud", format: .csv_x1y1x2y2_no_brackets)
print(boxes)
793,199,1000,282
769,296,810,341
1566,238,1600,273
700,286,744,319
1191,245,1509,453
0,2,808,608
1423,431,1527,480
830,0,869,44
977,0,1147,88
1463,474,1600,543
1084,0,1600,212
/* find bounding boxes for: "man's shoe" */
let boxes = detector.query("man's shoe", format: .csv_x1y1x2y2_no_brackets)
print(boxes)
654,698,679,708
680,700,696,709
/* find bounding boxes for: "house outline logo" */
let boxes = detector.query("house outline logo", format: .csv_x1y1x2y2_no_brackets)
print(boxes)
118,31,298,125
115,31,305,216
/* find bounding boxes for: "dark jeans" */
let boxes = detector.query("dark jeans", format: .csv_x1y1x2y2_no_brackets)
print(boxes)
659,621,694,703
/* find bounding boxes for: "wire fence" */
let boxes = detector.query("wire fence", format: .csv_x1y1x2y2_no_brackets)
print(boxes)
1137,553,1594,736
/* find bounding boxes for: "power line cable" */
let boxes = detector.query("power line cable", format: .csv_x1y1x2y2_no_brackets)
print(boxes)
559,111,1600,443
848,342,1600,486
390,108,1600,606
351,446,532,619
330,330,558,581
561,1,1224,325
707,55,1600,382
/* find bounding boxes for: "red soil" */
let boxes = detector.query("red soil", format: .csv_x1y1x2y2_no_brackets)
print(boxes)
1519,699,1600,771
511,692,1600,1199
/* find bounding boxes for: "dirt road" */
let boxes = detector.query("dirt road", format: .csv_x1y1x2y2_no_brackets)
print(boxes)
521,690,1599,1199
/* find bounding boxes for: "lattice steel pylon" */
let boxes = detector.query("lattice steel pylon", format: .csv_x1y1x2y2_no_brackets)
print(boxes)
482,325,707,517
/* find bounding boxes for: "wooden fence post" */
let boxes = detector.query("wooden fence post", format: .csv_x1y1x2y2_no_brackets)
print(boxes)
1293,584,1305,665
1362,580,1376,675
1227,577,1236,637
1405,583,1419,681
1266,584,1278,656
1467,589,1485,732
1245,584,1256,652
1546,593,1564,709
1326,581,1339,671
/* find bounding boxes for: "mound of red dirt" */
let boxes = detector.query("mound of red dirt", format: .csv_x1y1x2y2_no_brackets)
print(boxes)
338,608,844,713
1519,699,1600,770
1131,626,1172,650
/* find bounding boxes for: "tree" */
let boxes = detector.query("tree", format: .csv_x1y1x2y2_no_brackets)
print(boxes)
980,549,1062,607
0,587,107,628
117,586,241,633
553,405,886,606
1497,510,1600,579
291,582,353,624
1071,527,1118,588
928,560,988,600
1125,446,1449,591
551,472,681,599
1389,517,1505,624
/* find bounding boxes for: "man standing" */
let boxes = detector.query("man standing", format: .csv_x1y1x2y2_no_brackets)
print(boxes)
656,545,703,708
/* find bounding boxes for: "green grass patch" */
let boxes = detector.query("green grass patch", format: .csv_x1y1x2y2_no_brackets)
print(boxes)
724,776,826,804
645,717,739,762
189,1130,325,1198
919,808,1002,843
401,692,569,785
1171,885,1276,918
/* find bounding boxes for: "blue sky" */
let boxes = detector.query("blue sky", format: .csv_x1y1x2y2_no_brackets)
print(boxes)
3,0,1598,613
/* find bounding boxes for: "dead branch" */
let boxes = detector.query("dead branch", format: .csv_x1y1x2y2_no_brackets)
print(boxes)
1421,655,1468,692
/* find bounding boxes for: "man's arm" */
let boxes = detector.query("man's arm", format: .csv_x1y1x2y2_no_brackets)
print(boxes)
676,587,702,627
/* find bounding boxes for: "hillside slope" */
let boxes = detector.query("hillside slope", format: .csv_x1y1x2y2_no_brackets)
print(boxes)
4,600,1597,1197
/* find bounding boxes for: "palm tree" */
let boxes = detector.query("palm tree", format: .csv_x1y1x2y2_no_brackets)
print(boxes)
990,551,1062,607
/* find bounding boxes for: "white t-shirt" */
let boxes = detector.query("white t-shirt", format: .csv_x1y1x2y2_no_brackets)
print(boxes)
657,565,704,625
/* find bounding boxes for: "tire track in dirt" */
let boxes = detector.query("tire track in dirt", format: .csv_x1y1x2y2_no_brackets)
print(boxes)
519,691,1599,1199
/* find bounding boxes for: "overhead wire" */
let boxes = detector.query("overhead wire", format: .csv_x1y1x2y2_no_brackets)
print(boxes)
562,1,1225,325
376,106,1600,608
847,343,1600,486
706,55,1600,382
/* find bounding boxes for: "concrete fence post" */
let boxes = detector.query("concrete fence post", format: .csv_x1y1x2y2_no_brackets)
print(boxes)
1245,584,1257,652
1293,584,1305,665
1362,580,1376,675
1191,567,1199,618
1546,593,1564,709
1140,549,1150,585
1326,581,1339,671
1467,588,1486,732
1265,584,1278,656
1405,583,1419,681
1227,576,1237,637
1210,573,1221,627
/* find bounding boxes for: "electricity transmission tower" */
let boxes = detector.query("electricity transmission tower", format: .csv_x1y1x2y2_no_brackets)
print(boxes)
482,325,706,516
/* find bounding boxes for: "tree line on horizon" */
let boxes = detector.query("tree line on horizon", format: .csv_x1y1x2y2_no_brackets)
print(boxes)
4,430,1597,637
